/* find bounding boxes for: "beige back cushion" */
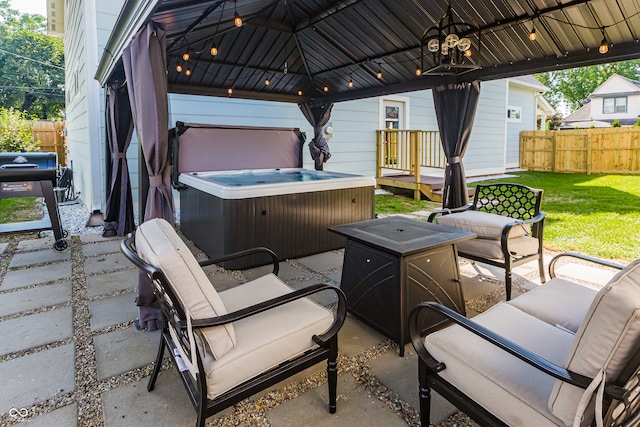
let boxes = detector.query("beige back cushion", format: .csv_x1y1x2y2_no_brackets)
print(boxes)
548,259,640,425
436,210,530,240
135,218,236,359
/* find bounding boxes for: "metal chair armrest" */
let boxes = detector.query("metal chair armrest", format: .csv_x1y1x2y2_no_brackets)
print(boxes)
427,204,473,222
500,211,547,248
549,253,625,279
409,302,628,401
192,283,347,345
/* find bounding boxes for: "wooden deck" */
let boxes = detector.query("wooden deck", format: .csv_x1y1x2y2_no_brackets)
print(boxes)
376,174,475,202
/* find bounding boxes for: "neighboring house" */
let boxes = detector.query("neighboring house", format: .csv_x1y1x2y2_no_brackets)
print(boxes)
563,74,640,128
57,0,546,215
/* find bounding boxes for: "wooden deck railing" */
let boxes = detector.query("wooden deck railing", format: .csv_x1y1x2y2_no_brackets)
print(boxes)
376,130,445,179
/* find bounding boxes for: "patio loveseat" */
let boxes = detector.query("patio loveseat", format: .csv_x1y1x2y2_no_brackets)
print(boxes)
120,218,347,427
410,253,640,426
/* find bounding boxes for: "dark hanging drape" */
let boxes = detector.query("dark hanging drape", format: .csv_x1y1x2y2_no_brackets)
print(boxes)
299,101,333,170
102,82,135,237
432,81,481,209
123,21,174,331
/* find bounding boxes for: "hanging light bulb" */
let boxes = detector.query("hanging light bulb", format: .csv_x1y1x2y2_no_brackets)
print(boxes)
185,69,191,76
210,44,218,56
464,49,472,57
599,38,609,54
265,78,270,85
228,87,233,95
348,79,354,88
176,64,183,72
529,27,537,41
234,1,243,27
415,66,422,76
297,90,303,96
323,85,329,92
182,52,190,61
377,69,383,79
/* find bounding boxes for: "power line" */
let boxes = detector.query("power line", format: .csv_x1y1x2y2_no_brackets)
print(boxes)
0,47,64,70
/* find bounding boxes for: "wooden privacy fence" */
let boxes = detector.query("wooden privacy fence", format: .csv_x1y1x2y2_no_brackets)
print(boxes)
376,129,445,177
521,128,640,174
32,121,67,166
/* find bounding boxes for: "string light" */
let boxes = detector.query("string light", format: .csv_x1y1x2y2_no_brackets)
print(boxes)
415,66,422,76
176,64,183,72
323,86,329,92
529,26,537,41
599,28,609,54
464,49,472,57
599,38,609,54
377,69,383,79
185,69,191,76
182,52,190,61
265,78,270,85
210,45,218,56
234,1,243,27
228,87,233,95
348,79,354,88
297,90,303,96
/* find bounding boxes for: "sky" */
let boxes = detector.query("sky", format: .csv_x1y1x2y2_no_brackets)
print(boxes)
9,0,47,17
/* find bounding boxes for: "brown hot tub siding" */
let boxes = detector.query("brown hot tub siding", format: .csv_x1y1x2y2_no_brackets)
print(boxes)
180,185,375,269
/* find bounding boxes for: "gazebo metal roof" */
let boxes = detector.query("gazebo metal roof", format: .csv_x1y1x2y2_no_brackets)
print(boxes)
96,0,640,103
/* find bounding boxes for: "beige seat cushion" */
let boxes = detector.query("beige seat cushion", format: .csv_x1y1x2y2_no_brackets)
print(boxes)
549,259,640,426
456,235,539,260
425,303,574,426
437,210,531,240
135,218,236,360
199,274,334,400
509,278,598,333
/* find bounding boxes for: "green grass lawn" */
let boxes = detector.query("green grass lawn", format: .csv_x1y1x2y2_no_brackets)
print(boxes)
0,197,42,223
376,172,640,262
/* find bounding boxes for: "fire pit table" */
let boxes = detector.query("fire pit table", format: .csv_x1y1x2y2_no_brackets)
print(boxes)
329,217,475,356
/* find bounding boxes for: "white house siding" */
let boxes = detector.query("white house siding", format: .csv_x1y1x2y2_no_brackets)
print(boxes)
590,75,640,122
506,83,537,168
461,80,508,176
64,0,93,211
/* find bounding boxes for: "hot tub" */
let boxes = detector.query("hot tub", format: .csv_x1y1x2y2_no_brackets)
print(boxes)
173,123,375,269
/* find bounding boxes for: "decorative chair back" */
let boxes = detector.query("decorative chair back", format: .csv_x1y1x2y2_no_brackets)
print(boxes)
472,183,542,220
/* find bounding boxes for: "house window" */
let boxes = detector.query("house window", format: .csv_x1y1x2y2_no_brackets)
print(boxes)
385,106,400,129
507,106,522,122
603,96,627,114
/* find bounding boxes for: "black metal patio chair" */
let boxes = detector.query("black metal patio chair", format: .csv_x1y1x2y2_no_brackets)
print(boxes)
121,218,347,427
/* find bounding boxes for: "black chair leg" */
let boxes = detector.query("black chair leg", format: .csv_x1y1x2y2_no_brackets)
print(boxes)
147,334,166,392
328,337,338,414
505,270,512,301
418,360,431,427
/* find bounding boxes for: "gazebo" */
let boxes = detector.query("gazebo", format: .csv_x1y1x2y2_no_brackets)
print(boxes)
94,0,640,328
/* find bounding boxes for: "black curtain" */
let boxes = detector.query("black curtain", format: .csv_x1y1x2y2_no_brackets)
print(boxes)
102,82,135,237
299,101,333,170
432,81,481,208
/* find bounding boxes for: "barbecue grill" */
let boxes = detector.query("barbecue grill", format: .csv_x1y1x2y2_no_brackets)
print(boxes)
0,152,68,251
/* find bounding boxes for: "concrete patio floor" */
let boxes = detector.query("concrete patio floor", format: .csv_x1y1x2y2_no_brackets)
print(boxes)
0,229,617,427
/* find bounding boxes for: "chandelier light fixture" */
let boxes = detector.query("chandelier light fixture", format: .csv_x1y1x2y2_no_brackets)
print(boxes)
420,1,481,76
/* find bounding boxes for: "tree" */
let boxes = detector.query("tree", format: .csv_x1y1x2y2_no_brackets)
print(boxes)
0,0,64,119
535,61,640,113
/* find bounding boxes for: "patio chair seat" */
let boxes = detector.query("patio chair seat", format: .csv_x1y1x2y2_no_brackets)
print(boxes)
436,210,531,239
455,235,539,259
198,274,333,400
508,277,598,333
424,303,573,427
